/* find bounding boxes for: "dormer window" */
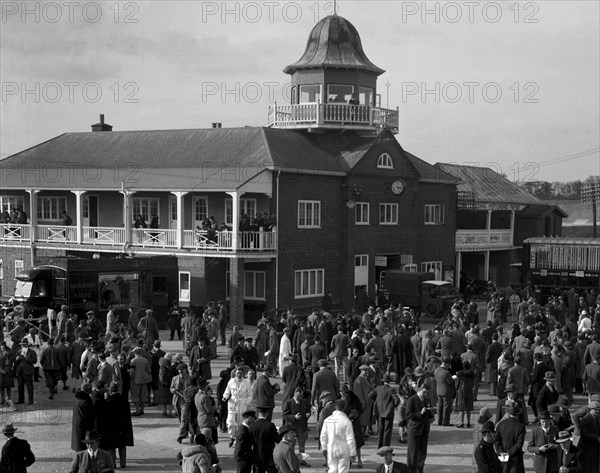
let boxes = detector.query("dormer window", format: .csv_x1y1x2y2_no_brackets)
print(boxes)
377,153,393,169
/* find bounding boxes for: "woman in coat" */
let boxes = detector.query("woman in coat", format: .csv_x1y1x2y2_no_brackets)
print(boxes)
195,379,218,444
158,356,174,417
341,384,365,468
104,382,134,468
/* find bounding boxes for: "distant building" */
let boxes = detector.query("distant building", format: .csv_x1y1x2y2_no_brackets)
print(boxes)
547,199,597,237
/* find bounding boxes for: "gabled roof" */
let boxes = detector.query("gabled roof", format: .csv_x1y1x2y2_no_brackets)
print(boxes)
405,152,459,184
546,199,595,226
519,204,568,218
435,163,541,205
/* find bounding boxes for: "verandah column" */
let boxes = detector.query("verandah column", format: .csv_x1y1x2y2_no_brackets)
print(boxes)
71,190,85,244
229,257,244,326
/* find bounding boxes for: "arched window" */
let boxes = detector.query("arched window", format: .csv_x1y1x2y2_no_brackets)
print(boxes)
377,153,393,169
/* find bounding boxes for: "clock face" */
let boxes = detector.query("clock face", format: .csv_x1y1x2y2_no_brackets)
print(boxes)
391,180,405,195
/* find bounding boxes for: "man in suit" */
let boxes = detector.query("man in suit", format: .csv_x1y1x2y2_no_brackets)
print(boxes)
69,430,115,473
309,338,327,374
537,372,560,419
0,423,35,473
249,406,280,473
281,355,302,406
273,424,302,473
434,356,455,426
14,338,37,405
494,404,526,473
254,365,280,422
526,413,560,473
129,347,152,416
40,338,61,400
375,446,411,473
234,410,256,473
474,420,503,473
282,387,311,455
311,359,339,406
555,430,584,473
530,353,554,422
405,383,434,473
369,373,400,448
578,399,600,473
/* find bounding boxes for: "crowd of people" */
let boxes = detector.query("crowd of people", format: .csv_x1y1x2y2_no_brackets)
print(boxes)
0,285,599,473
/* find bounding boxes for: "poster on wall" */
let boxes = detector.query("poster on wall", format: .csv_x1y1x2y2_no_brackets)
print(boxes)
98,273,140,309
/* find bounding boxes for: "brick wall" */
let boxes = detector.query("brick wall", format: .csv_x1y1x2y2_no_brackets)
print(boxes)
0,245,34,298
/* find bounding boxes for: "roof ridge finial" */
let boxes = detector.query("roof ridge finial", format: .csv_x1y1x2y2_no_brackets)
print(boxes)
333,0,338,15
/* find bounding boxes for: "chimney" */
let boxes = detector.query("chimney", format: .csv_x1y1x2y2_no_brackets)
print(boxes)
211,122,222,128
92,114,113,132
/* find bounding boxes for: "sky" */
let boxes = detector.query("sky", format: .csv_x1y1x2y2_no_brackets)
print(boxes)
1,0,599,182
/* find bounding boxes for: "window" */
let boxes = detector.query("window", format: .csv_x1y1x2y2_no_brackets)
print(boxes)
179,272,190,302
299,84,322,103
225,198,257,226
327,84,354,103
421,261,442,279
170,196,178,222
424,204,444,225
355,202,370,225
359,86,374,106
298,200,321,228
37,196,66,220
244,271,266,300
133,197,159,222
15,259,24,277
379,203,398,225
194,197,208,222
377,153,393,169
0,196,24,213
294,269,324,299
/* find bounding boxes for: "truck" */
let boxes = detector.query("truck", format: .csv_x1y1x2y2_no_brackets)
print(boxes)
11,255,178,326
380,270,455,318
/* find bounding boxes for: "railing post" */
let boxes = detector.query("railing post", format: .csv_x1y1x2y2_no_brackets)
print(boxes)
72,190,85,244
369,106,374,126
316,101,321,125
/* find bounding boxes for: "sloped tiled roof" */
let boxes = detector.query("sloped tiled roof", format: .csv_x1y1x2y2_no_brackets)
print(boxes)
406,153,459,184
435,163,541,205
519,204,568,218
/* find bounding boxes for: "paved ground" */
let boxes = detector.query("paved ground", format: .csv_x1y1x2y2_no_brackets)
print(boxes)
0,320,589,473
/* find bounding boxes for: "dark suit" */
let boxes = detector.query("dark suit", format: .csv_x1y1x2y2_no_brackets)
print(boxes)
579,412,600,473
536,384,559,419
69,448,115,473
473,438,503,473
375,461,412,473
249,418,280,473
14,348,36,404
434,365,454,426
494,416,526,473
526,425,559,473
557,443,584,473
0,436,35,473
253,375,279,421
282,397,310,451
369,384,400,448
405,393,433,473
234,423,255,473
311,368,339,404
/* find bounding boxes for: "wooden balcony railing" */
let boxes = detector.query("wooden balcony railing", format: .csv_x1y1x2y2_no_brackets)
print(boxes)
0,224,30,241
131,228,178,248
83,226,127,246
37,224,78,242
268,102,399,132
183,229,277,251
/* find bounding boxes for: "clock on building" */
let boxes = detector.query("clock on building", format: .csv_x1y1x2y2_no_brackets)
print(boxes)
391,179,405,195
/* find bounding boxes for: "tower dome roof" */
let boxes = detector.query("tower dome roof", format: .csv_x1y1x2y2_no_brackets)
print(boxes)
284,14,384,75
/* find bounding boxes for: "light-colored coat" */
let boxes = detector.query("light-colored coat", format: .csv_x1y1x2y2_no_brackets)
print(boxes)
320,410,357,473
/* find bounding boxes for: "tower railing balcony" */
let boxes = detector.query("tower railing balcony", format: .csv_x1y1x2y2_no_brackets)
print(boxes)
268,102,398,133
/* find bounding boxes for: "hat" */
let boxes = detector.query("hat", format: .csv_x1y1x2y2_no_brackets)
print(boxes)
1,423,17,435
242,410,256,418
359,364,370,371
478,406,493,424
279,424,296,435
83,431,101,443
153,340,161,347
318,359,329,367
177,363,188,371
245,337,253,342
198,379,209,389
555,431,573,443
86,311,95,317
539,412,552,420
563,340,573,348
80,382,92,394
109,382,119,392
20,338,29,345
376,446,394,456
413,367,424,376
441,356,452,364
544,371,556,381
548,404,562,415
588,400,600,409
369,356,380,363
506,404,523,416
306,333,315,339
480,420,495,433
319,390,333,400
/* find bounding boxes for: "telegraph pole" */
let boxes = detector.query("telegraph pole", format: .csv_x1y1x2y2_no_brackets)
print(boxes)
581,177,600,237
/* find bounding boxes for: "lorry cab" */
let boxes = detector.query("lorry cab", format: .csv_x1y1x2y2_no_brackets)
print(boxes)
382,270,455,318
14,266,67,318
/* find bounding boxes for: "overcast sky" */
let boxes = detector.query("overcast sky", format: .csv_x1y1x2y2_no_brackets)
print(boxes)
1,0,598,182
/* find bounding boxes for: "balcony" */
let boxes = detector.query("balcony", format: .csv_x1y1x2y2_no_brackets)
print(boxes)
0,224,277,252
268,102,399,133
456,229,514,250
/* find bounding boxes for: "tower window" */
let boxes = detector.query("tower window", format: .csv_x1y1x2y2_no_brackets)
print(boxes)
299,84,321,103
327,84,354,103
359,86,374,106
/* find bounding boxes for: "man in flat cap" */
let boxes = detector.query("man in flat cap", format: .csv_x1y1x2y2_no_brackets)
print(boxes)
353,364,374,438
376,446,411,473
494,403,526,473
474,420,502,473
234,409,257,473
274,424,301,473
369,373,400,448
254,365,280,422
249,406,280,473
311,359,339,407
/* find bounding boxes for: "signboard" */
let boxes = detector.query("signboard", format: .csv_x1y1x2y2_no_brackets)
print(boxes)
375,256,387,267
400,254,413,265
575,270,584,277
540,270,547,276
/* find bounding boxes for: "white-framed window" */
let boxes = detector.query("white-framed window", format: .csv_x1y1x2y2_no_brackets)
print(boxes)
179,271,191,302
403,264,418,272
421,261,442,279
294,268,324,299
298,200,321,228
225,270,266,301
37,196,66,221
379,203,398,225
299,84,322,104
0,196,25,213
170,196,178,222
424,204,444,225
377,153,394,169
133,197,159,222
15,259,24,277
0,258,3,280
355,202,370,225
359,86,374,106
225,198,257,226
327,84,354,103
194,196,208,222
